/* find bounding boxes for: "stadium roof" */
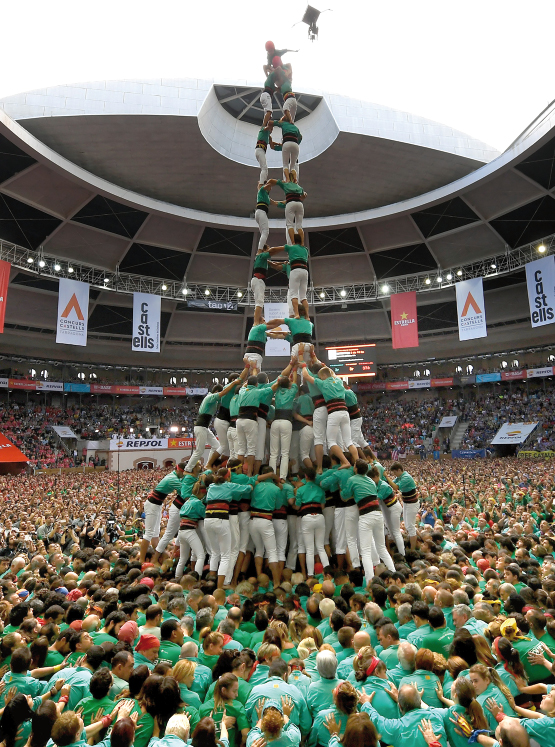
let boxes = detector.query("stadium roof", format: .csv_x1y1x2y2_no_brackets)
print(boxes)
0,78,554,370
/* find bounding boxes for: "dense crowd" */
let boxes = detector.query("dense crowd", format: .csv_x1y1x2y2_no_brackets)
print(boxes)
0,455,553,747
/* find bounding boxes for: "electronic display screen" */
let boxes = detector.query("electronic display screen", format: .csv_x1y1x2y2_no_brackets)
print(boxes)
326,344,377,377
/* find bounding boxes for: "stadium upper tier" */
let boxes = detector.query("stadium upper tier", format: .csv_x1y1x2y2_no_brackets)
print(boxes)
0,78,554,368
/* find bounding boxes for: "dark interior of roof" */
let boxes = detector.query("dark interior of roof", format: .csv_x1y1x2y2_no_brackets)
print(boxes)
119,243,191,280
370,243,437,279
515,134,555,190
0,133,36,183
0,193,61,249
196,227,253,256
88,304,172,336
72,195,148,238
490,196,555,248
411,196,480,238
309,227,365,257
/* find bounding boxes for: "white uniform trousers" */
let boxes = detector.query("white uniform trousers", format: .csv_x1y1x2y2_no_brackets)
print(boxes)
225,514,240,584
143,501,163,541
227,427,238,460
250,517,278,563
204,517,231,578
313,407,328,447
327,410,354,449
272,518,288,562
283,95,297,121
286,514,303,569
301,513,328,576
285,202,304,238
334,506,347,555
238,511,251,553
251,276,266,307
236,418,258,457
155,502,181,553
403,500,421,538
345,504,360,567
186,426,219,471
350,417,369,449
288,267,308,303
176,528,205,577
269,419,292,479
255,418,268,462
381,501,405,555
255,149,269,185
282,141,299,177
358,509,395,581
214,417,231,458
323,506,335,547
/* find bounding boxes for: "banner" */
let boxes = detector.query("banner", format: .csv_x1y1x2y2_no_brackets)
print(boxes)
476,373,501,383
460,375,476,385
526,256,555,327
187,299,238,311
139,386,164,395
0,433,28,463
36,381,63,392
439,416,458,428
109,437,195,451
264,302,291,357
0,378,8,388
518,450,555,458
456,277,487,340
391,291,418,349
132,293,161,353
431,378,454,387
501,370,526,381
0,261,10,334
56,278,89,347
408,379,431,389
451,449,486,459
64,383,91,393
491,422,539,445
527,367,554,379
51,426,77,439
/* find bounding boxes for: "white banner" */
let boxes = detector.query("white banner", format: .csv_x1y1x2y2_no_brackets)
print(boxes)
36,381,63,392
56,279,89,347
51,425,77,438
110,438,169,451
86,441,101,449
439,416,458,428
264,303,291,357
0,378,8,388
139,386,164,395
491,422,539,445
132,293,161,353
527,367,554,379
409,379,431,389
456,277,487,340
526,256,555,327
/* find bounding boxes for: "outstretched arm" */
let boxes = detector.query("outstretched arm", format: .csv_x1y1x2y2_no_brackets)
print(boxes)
301,363,315,384
267,245,286,256
218,368,249,397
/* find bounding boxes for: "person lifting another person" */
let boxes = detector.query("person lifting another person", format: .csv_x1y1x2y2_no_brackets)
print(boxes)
266,234,309,319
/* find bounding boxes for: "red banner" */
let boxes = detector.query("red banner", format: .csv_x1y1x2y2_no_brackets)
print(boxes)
90,384,115,393
167,437,194,448
357,382,386,392
163,387,189,396
391,291,419,349
114,386,140,395
0,261,10,334
431,378,454,387
0,433,28,463
387,381,409,390
501,370,526,381
9,378,36,390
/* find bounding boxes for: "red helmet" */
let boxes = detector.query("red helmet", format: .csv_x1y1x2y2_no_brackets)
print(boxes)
265,41,275,51
272,55,283,68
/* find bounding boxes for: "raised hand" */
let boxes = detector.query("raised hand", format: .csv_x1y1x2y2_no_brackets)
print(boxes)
358,686,375,704
384,683,398,703
324,713,341,735
418,719,440,745
281,695,293,717
255,698,267,720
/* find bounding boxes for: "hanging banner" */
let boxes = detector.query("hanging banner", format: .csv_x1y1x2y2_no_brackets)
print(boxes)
527,367,554,379
491,422,539,445
501,370,526,381
0,261,10,333
439,416,458,428
390,292,418,349
476,373,501,383
456,277,487,340
132,293,161,353
56,278,89,347
36,381,64,392
526,256,555,327
51,426,77,438
139,386,164,395
264,302,291,357
408,379,431,389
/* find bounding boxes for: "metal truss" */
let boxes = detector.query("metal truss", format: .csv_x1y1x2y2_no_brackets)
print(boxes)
1,232,553,307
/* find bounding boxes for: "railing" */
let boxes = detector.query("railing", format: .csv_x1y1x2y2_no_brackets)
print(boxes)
1,230,553,306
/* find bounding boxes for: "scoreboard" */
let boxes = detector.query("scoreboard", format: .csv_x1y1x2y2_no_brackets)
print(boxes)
326,344,377,377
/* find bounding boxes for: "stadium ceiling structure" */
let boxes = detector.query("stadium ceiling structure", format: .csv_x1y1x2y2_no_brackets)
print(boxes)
0,77,554,370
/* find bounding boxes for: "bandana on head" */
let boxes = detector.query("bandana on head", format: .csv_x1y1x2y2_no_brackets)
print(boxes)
135,634,160,652
500,618,530,641
365,656,380,677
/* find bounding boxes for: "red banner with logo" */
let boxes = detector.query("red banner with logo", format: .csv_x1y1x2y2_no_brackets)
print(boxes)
0,433,28,463
501,370,526,381
387,381,409,390
391,291,419,349
0,261,10,333
431,378,454,387
9,378,36,390
163,387,189,396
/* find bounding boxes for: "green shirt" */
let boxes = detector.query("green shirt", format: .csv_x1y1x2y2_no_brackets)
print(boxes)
306,677,340,717
421,627,454,658
154,471,183,496
362,702,448,747
295,393,314,418
238,384,262,409
252,481,281,513
344,474,378,503
284,242,308,263
313,376,346,403
199,698,249,747
256,128,270,145
407,623,432,649
275,382,298,411
284,317,313,338
204,676,252,705
295,482,326,508
394,471,417,493
158,640,182,666
273,122,302,142
76,694,114,725
247,323,268,343
198,392,221,416
253,249,270,271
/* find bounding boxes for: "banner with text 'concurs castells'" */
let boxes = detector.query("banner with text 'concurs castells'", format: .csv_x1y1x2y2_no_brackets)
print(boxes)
56,278,89,346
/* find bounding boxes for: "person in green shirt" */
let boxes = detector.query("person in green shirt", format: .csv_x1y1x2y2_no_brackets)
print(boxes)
74,667,114,725
266,169,306,245
252,243,270,326
306,650,341,718
270,120,302,183
199,673,250,747
469,664,517,730
157,619,184,666
294,466,328,577
250,467,283,586
255,123,274,186
377,624,401,669
407,602,433,650
140,464,185,564
244,320,284,376
267,234,308,317
269,364,299,480
421,607,454,659
391,462,419,550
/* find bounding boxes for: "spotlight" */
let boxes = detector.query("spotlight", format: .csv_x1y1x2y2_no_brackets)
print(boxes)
320,291,325,298
237,291,243,298
437,276,443,283
457,270,463,276
161,284,167,291
491,263,496,269
381,284,389,293
538,244,546,253
104,277,110,283
68,267,74,273
54,264,61,272
204,289,210,296
340,289,346,297
27,257,34,264
170,426,178,433
425,278,431,285
182,288,188,295
38,260,45,268
446,273,453,281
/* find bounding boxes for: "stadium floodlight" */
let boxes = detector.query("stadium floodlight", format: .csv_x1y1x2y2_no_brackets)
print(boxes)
437,276,442,283
320,291,325,298
237,291,243,298
446,273,453,281
54,263,61,272
161,284,167,291
182,288,188,295
538,244,546,253
68,267,74,273
491,263,496,269
340,289,346,297
204,289,210,296
381,284,389,293
425,278,431,285
457,269,463,276
38,260,45,268
27,257,33,263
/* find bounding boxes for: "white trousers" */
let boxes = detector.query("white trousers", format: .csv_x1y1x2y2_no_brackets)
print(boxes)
334,507,347,554
260,91,272,112
225,515,240,584
155,502,181,553
238,511,251,553
186,426,219,471
313,407,328,447
176,528,205,577
214,417,230,457
345,504,360,567
256,418,268,462
144,501,163,541
323,506,335,547
251,276,266,308
205,518,231,577
236,418,258,457
299,424,315,462
350,418,368,449
245,353,263,371
286,514,304,568
359,510,395,581
282,141,299,177
250,517,278,563
283,96,297,121
301,513,328,577
287,288,294,317
290,430,300,474
285,202,304,236
272,518,288,562
291,342,313,363
381,501,405,555
227,428,238,460
327,410,353,449
255,149,269,185
255,208,269,251
403,500,421,538
269,419,292,479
